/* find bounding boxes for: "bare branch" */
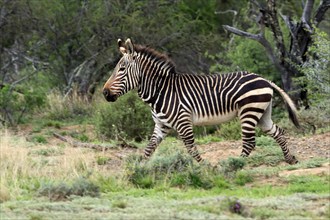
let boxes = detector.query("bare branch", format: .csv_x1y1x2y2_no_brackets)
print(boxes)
223,25,262,41
215,10,237,16
222,25,280,71
314,0,330,26
53,132,123,151
267,0,287,62
302,0,314,23
301,0,314,31
9,70,38,92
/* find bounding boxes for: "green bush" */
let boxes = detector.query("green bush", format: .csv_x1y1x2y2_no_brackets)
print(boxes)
219,157,246,176
234,171,254,186
0,82,45,127
216,120,241,140
95,92,154,141
124,147,214,189
30,135,48,144
96,156,111,165
37,177,100,201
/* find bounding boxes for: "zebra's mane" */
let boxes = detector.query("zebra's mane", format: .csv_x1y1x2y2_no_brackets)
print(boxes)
134,45,176,74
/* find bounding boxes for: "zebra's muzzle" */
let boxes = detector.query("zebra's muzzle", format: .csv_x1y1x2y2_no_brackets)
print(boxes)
103,88,118,102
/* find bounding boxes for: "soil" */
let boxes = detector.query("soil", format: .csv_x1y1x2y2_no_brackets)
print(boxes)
23,124,330,176
199,132,330,176
199,132,330,164
92,131,328,176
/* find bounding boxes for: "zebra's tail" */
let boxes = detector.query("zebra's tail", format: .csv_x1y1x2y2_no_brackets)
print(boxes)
270,81,300,128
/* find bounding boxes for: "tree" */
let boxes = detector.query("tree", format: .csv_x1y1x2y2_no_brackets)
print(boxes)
223,0,330,107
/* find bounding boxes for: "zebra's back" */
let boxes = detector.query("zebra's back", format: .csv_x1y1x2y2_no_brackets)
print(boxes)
175,71,273,126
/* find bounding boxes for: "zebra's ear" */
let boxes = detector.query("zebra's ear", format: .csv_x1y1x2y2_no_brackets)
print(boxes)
118,39,127,55
125,38,134,54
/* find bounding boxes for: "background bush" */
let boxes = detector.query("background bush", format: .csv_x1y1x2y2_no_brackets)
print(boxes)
95,92,154,141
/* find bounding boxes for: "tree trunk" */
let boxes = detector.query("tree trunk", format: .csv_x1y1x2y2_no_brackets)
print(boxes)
223,0,330,108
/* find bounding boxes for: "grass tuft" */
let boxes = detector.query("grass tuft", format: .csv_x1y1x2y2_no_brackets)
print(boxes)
37,177,100,201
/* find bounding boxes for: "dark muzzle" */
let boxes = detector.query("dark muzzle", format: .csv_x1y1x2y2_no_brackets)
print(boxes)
103,88,117,102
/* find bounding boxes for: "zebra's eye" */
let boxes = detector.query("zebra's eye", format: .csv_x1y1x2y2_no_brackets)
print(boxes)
119,67,125,71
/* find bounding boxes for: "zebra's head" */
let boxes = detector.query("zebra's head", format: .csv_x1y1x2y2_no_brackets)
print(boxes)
103,38,139,102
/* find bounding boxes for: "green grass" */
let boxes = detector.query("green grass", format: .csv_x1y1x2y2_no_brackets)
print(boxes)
2,183,329,220
1,128,329,219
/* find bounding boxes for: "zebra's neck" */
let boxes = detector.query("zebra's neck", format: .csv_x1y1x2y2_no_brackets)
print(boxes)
136,50,176,104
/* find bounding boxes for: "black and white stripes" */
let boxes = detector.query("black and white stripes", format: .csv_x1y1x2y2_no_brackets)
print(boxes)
103,39,300,164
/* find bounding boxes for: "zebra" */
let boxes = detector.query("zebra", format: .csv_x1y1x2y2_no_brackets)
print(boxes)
103,38,300,164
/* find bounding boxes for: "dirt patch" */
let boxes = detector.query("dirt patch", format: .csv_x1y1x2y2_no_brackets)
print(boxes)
16,124,330,178
279,162,330,177
200,141,241,165
198,132,330,165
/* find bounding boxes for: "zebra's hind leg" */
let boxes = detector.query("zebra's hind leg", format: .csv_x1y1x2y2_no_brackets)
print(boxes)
144,123,170,159
238,102,270,158
258,104,298,164
264,124,298,164
240,122,257,158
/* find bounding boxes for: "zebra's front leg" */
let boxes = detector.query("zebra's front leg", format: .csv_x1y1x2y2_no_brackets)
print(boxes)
144,123,170,159
176,122,203,163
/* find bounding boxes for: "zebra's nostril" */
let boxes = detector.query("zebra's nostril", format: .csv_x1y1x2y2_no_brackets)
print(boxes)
103,88,109,97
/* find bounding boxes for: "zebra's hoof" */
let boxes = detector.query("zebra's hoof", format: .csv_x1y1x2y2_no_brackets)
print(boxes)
286,156,299,165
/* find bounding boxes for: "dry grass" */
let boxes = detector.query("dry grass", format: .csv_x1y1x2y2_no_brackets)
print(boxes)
43,89,93,120
0,129,107,202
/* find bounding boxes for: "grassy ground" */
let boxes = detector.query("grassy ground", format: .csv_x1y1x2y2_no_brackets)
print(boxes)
1,128,329,220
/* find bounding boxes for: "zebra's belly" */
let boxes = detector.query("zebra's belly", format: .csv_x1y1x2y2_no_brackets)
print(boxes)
192,111,237,126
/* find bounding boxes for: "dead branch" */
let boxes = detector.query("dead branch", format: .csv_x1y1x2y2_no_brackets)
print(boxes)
53,132,115,151
314,0,330,26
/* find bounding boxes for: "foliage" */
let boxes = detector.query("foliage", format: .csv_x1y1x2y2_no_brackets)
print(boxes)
218,157,246,178
96,156,111,166
124,147,215,189
278,103,330,135
216,119,242,140
295,28,330,105
0,0,228,101
44,89,93,121
37,177,100,201
234,171,254,186
246,137,284,167
0,70,46,126
29,135,48,144
209,34,277,80
95,92,154,141
1,128,330,219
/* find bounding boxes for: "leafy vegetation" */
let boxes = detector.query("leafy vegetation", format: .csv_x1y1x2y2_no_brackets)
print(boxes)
1,129,329,219
0,1,329,219
95,92,154,141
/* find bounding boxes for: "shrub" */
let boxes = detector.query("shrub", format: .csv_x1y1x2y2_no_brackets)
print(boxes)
234,171,254,186
216,120,241,140
213,176,230,189
124,147,214,189
95,92,154,141
279,103,330,135
96,156,111,165
29,135,48,144
219,157,246,176
44,89,93,121
0,82,45,127
37,177,100,201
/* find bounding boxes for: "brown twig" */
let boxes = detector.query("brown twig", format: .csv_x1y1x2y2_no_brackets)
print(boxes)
53,132,115,151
